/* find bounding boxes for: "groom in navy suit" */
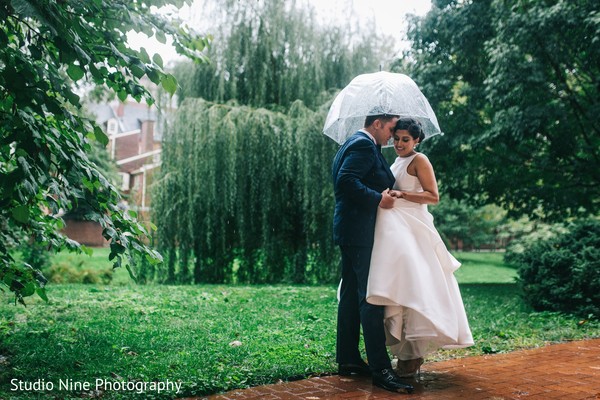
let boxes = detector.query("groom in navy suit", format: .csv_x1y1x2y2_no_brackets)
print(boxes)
332,114,414,393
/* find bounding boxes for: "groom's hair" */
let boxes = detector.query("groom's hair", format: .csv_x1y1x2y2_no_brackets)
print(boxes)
364,114,398,128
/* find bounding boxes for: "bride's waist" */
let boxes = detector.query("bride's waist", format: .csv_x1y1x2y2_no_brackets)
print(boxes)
392,199,427,210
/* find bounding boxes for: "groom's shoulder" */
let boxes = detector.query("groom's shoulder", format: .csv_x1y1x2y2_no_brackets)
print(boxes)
334,132,374,163
346,132,374,149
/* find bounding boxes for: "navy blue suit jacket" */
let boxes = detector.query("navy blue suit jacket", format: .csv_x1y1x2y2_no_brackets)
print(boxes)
332,131,395,247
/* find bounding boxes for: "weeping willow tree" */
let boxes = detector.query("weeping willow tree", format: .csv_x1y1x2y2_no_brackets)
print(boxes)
151,98,339,284
173,0,389,110
150,0,394,284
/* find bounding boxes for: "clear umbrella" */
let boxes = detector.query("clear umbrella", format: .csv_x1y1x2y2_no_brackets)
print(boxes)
323,71,441,146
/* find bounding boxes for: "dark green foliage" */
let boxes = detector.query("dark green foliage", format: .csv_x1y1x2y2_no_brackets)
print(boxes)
0,0,209,303
514,219,600,317
62,138,121,221
152,99,340,284
402,0,600,220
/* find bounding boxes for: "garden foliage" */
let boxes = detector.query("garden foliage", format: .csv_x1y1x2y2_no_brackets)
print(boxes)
0,0,209,303
403,0,600,220
514,219,600,317
152,99,339,284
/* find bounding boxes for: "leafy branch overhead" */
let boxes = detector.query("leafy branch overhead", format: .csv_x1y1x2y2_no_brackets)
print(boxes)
402,0,600,220
0,0,210,303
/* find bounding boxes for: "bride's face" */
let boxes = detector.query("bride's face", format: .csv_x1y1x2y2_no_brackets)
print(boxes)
393,130,419,157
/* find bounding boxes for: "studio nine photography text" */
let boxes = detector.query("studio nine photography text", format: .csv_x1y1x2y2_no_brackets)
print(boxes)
10,378,182,394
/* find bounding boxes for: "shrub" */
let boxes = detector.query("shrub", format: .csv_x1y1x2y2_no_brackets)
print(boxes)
43,261,112,284
515,219,600,317
504,221,567,265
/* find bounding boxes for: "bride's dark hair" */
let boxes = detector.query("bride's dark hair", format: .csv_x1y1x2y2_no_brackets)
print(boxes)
395,118,425,143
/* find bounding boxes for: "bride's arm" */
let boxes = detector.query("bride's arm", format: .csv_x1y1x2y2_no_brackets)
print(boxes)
396,155,440,205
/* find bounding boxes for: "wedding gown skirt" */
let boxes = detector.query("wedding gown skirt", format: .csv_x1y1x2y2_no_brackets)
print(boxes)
367,198,474,360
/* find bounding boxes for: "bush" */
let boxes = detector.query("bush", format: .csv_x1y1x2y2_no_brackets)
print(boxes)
503,221,567,265
43,261,112,284
514,219,600,317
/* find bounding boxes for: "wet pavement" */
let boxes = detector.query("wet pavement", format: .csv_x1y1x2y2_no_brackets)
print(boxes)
194,338,600,399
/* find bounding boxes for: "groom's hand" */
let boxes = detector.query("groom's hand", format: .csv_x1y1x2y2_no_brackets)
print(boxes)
379,189,395,209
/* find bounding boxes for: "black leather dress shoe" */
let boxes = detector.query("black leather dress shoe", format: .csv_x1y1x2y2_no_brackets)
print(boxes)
338,360,371,376
372,368,414,393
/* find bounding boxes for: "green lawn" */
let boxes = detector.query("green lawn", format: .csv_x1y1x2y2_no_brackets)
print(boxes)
0,251,598,399
47,248,519,285
453,251,519,284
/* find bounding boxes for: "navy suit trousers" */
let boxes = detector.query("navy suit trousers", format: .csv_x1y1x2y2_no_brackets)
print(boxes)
336,245,391,371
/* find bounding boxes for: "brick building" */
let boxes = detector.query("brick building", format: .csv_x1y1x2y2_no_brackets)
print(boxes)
63,100,164,246
96,100,162,212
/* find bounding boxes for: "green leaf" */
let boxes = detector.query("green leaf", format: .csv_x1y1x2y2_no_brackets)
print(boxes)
67,64,85,81
192,37,207,52
161,74,178,95
94,126,109,146
81,178,95,191
88,63,102,80
12,205,30,223
36,287,49,302
155,30,167,44
22,282,36,297
139,47,151,64
130,63,145,79
152,53,163,68
146,67,161,85
117,90,128,102
125,263,138,281
64,90,80,106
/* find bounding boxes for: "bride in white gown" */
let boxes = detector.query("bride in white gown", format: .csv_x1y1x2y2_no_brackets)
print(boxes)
367,117,474,375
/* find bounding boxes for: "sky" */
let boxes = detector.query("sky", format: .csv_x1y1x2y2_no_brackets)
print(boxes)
127,0,432,65
314,0,432,37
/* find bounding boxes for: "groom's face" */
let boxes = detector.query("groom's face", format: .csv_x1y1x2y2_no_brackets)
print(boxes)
373,117,399,146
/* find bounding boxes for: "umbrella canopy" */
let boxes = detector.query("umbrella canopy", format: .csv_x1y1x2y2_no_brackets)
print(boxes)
323,71,441,145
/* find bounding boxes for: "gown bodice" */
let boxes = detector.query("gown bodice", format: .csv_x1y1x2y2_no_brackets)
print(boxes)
390,154,422,193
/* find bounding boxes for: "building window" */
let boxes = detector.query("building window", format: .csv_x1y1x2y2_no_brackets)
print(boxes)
107,119,118,135
120,172,130,191
132,174,141,191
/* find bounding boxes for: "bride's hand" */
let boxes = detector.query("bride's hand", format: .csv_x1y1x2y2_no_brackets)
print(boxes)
390,190,404,199
379,189,396,209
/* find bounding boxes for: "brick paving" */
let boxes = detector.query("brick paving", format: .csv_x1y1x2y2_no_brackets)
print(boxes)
192,338,600,400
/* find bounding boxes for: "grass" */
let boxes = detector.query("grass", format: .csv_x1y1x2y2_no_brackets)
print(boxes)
0,251,598,399
453,251,519,284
